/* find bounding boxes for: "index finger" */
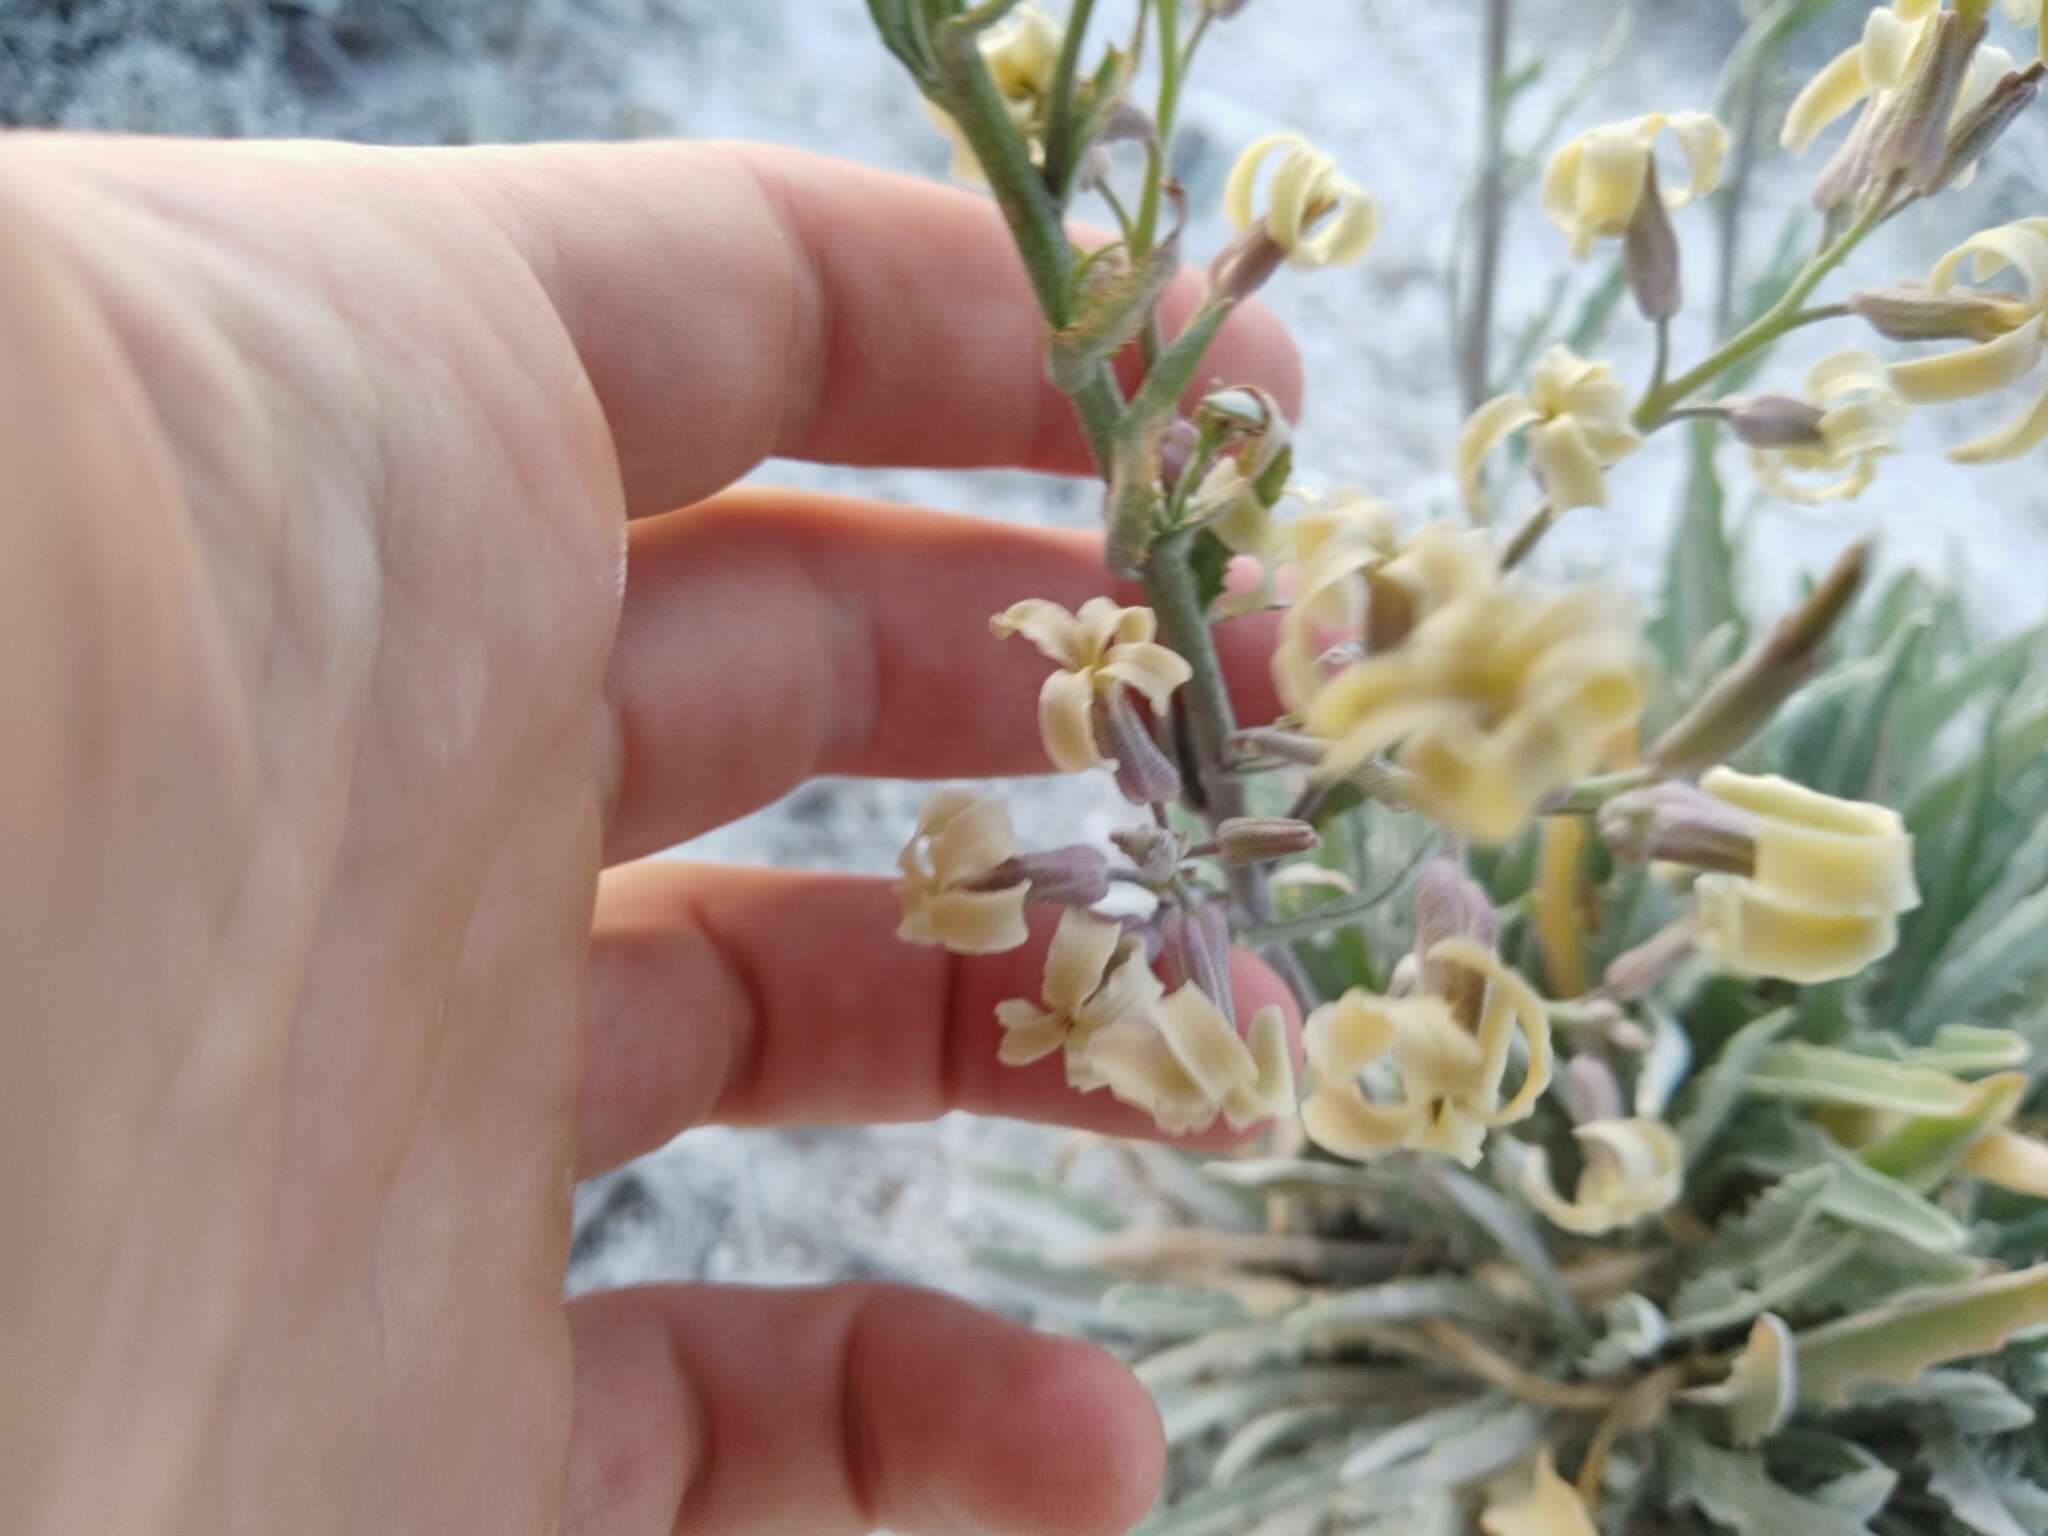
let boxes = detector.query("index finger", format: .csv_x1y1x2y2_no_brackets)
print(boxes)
455,140,1303,513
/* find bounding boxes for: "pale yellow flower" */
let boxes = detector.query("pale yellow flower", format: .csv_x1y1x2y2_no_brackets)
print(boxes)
991,597,1192,773
1272,511,1495,714
1693,767,1921,984
1887,216,2048,462
1517,1116,1684,1235
924,2,1063,183
1077,989,1296,1136
1960,1126,2048,1196
1301,583,1642,844
1301,939,1553,1167
1457,346,1643,521
2009,0,2046,58
896,790,1030,954
1224,133,1379,270
1541,111,1728,259
1748,350,1909,504
1480,1451,1598,1536
994,908,1161,1070
1781,0,1944,155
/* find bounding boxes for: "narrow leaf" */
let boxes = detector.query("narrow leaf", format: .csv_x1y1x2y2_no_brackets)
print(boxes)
1921,1425,2035,1536
1666,1428,1878,1536
1744,1043,1976,1115
1677,1007,1794,1161
1796,1262,2048,1405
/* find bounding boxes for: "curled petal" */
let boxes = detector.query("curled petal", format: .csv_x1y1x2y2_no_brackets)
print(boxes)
1153,982,1259,1103
1304,989,1397,1080
1781,42,1873,153
1527,417,1610,512
1100,641,1193,714
1704,768,1920,917
1038,667,1107,772
1224,131,1300,233
1861,5,1927,91
1302,1082,1422,1160
1042,908,1122,1017
926,794,1022,885
1298,185,1379,268
995,1000,1068,1066
915,886,1032,954
1664,111,1730,206
1074,595,1154,658
1454,393,1542,519
1928,218,2048,318
1889,317,2045,402
1519,1116,1684,1235
1429,937,1554,1126
991,597,1083,666
1697,874,1900,984
1480,1451,1598,1536
1074,1019,1218,1135
1222,1006,1299,1128
1951,375,2048,463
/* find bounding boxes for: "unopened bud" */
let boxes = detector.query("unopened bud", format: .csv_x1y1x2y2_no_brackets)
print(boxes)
1160,902,1234,1026
1811,102,1879,214
1624,158,1683,321
1872,11,1979,191
1413,859,1497,1026
1597,782,1757,875
1727,394,1827,450
1562,1055,1626,1125
1159,418,1200,491
1110,823,1184,884
1212,816,1320,866
1848,283,2014,342
1930,61,2042,193
1209,227,1289,305
1094,688,1184,806
1603,914,1704,1002
974,844,1113,908
1648,539,1870,776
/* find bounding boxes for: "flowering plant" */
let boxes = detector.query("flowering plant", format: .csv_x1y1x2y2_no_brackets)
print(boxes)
870,1,2048,1530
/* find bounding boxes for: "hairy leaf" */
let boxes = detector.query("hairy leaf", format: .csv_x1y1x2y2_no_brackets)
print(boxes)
1796,1263,2048,1405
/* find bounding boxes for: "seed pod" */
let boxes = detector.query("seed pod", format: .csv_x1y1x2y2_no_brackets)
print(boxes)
1624,158,1683,321
1848,283,2014,342
1213,817,1321,866
1094,688,1184,807
1727,395,1828,450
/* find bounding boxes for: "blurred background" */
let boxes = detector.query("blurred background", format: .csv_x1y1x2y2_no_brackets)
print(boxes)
8,0,2044,1311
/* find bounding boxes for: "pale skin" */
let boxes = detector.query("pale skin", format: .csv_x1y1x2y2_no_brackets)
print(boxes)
0,135,1302,1535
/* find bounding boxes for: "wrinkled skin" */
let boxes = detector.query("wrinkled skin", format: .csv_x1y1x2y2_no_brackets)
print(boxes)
0,134,1299,1536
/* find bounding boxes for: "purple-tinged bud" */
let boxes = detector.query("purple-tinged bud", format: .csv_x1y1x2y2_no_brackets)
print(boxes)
1871,11,1980,192
1159,418,1200,491
1212,816,1320,866
1562,1054,1626,1126
1109,823,1185,884
1598,782,1758,875
1094,689,1184,807
1727,395,1827,450
1160,902,1234,1026
1849,283,2014,343
1624,158,1683,322
1209,227,1289,305
1413,859,1497,1027
1930,60,2041,194
1603,914,1704,1002
1649,539,1869,777
973,845,1113,908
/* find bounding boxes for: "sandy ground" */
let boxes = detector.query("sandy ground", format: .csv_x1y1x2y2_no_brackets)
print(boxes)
9,0,2046,1300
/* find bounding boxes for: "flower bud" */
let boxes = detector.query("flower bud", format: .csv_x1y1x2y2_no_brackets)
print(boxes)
1598,782,1758,874
1159,902,1234,1026
1648,539,1869,776
1871,10,1980,191
1848,283,2015,342
1158,418,1200,491
1929,62,2041,193
1110,823,1184,885
972,844,1113,908
1623,158,1683,321
1213,816,1321,866
1093,688,1184,806
1727,394,1828,450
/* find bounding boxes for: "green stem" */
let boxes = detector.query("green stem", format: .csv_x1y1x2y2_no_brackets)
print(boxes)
1131,0,1181,259
1631,193,1888,430
1040,0,1097,200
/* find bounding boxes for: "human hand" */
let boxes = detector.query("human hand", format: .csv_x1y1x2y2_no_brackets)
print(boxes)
0,134,1299,1534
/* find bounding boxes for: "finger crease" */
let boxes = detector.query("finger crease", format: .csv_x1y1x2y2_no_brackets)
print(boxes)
689,893,771,1121
836,1292,884,1530
936,946,969,1118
